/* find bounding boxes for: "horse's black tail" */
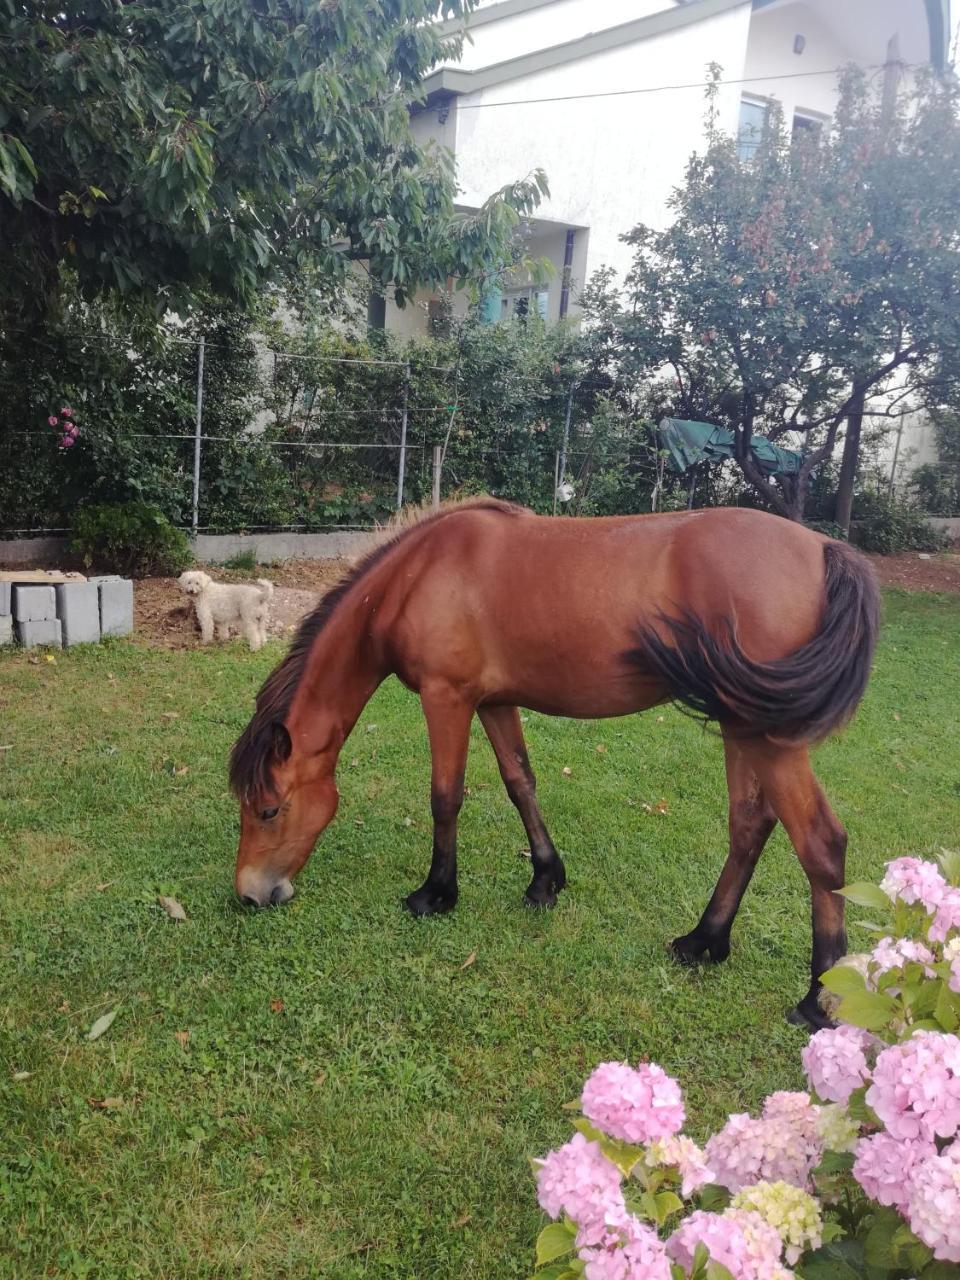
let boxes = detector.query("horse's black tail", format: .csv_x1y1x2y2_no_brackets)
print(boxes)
628,541,880,744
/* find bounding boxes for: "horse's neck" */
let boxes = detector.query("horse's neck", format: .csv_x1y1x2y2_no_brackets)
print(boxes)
288,579,387,757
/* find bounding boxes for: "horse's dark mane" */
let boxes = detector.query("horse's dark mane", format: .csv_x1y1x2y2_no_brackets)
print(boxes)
229,498,522,803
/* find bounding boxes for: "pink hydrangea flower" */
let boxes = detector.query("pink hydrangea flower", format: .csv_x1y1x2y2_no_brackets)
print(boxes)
868,937,936,987
866,1031,960,1142
579,1212,672,1280
880,857,946,912
536,1133,625,1234
853,1132,935,1214
47,415,58,426
802,1026,872,1104
948,953,960,996
646,1134,714,1197
581,1061,685,1144
930,888,960,944
907,1143,960,1263
666,1209,786,1279
705,1104,822,1193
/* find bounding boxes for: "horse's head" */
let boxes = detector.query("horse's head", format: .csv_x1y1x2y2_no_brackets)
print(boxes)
231,718,340,908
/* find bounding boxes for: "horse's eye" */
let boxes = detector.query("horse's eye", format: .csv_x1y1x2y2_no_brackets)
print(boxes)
260,806,280,821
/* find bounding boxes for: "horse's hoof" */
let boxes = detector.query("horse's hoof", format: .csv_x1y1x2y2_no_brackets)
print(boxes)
403,888,457,918
523,886,558,909
786,1000,835,1032
671,931,729,965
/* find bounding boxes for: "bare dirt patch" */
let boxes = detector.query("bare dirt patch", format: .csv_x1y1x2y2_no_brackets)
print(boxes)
865,551,960,595
134,572,335,650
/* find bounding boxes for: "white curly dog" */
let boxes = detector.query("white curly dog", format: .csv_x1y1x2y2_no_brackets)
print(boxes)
178,570,274,651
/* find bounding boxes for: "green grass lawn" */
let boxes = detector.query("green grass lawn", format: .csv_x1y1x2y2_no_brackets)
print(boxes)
1,590,959,1279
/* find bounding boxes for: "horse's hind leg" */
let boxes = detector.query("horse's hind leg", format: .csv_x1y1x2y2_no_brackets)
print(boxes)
749,742,848,1030
405,684,474,918
478,705,566,908
672,735,777,965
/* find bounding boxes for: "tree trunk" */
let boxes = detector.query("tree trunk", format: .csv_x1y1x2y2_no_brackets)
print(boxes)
834,386,865,536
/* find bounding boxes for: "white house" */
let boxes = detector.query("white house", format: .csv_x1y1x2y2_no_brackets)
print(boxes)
380,0,950,336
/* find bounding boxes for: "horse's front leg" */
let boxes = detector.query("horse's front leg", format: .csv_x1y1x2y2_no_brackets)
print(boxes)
404,683,474,918
478,704,566,908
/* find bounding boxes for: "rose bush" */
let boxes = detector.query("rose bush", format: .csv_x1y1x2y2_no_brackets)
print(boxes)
531,850,960,1279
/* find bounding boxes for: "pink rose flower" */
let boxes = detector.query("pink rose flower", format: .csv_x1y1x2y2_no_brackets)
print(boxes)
47,415,58,426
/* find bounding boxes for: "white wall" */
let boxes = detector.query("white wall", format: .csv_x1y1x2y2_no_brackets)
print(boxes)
449,3,752,288
743,3,860,125
451,0,673,71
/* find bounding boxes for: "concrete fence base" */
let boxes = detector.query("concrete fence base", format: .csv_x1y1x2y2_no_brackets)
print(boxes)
0,530,371,570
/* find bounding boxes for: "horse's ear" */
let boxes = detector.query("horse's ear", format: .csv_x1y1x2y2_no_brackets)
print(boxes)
271,722,292,763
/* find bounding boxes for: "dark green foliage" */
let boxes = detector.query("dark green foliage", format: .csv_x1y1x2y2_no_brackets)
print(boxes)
69,502,193,577
849,493,945,554
0,0,546,319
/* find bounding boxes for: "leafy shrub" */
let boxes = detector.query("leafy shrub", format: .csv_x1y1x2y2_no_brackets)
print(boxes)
70,503,193,577
530,851,960,1280
850,493,944,554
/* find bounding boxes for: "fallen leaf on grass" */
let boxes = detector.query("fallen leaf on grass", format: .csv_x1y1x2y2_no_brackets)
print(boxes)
96,880,117,892
172,763,189,777
270,999,285,1013
44,655,56,664
656,715,665,723
654,799,669,815
158,896,187,922
459,952,476,971
173,1030,190,1047
160,711,179,721
518,847,531,860
596,744,607,754
561,766,572,777
893,712,901,722
313,1072,327,1087
88,1096,124,1110
12,1071,32,1081
87,1009,119,1041
452,1213,472,1229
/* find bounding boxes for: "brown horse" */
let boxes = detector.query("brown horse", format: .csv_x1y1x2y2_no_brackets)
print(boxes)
230,499,879,1028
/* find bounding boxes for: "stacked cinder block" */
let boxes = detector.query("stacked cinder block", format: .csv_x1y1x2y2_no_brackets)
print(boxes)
88,576,134,638
13,584,62,649
0,574,134,649
0,582,12,646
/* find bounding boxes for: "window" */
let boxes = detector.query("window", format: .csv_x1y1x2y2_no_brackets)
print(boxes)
501,287,549,321
792,111,824,144
737,96,768,160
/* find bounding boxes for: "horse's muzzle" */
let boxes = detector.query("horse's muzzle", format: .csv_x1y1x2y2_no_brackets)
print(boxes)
236,876,295,908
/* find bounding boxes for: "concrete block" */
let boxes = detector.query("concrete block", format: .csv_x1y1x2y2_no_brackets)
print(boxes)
0,615,12,646
0,582,9,614
87,575,121,585
54,582,101,646
97,578,133,638
16,618,62,649
13,585,56,622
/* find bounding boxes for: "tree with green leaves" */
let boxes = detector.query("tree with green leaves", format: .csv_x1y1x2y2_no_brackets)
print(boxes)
590,67,960,522
0,0,546,320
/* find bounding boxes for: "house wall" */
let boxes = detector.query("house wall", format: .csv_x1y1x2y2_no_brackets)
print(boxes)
449,2,752,289
741,4,855,124
452,0,672,71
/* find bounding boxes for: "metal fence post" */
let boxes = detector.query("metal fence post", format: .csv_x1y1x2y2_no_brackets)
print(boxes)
432,445,442,508
553,451,561,516
191,336,205,537
558,382,575,486
396,361,411,509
